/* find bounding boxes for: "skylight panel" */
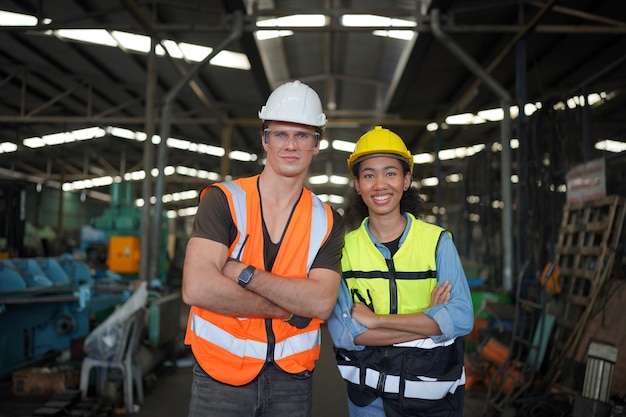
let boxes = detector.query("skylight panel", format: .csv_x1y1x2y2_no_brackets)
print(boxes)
0,10,40,26
211,50,251,70
55,29,117,47
111,30,152,53
255,14,326,40
257,14,327,27
342,14,416,40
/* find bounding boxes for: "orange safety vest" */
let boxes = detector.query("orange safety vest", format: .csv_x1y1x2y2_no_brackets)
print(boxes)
185,175,334,386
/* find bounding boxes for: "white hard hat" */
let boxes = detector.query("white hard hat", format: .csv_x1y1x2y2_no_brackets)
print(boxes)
258,80,327,128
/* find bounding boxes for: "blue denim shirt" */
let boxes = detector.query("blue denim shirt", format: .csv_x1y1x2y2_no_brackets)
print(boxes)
328,214,474,350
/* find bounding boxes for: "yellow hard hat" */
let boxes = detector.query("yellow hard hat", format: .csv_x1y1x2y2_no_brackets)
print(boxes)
347,126,413,174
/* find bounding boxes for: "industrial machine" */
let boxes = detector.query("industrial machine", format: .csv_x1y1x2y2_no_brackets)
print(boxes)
0,254,129,378
90,181,168,282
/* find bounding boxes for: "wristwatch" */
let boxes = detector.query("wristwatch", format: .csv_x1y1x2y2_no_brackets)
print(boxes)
237,265,256,288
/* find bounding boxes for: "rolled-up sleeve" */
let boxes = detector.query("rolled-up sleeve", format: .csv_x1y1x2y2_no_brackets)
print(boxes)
327,280,367,351
423,233,474,342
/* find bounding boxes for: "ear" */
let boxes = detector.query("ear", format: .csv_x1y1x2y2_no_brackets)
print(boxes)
403,172,412,191
354,178,361,195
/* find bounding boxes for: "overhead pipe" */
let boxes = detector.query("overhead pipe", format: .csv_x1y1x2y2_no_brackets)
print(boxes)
430,9,514,292
150,11,243,281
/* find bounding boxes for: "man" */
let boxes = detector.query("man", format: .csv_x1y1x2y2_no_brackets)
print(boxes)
182,80,344,417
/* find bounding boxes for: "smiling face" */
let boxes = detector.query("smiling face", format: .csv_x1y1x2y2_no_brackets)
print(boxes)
262,120,320,178
354,155,412,217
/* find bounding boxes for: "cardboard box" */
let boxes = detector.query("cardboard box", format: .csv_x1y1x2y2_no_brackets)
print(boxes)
12,365,79,396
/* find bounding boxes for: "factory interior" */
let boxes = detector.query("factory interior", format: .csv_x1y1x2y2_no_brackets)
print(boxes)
0,1,625,416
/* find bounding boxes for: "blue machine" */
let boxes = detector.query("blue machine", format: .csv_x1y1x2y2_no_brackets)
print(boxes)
0,255,129,378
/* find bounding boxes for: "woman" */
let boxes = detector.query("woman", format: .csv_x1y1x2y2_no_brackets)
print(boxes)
328,126,474,417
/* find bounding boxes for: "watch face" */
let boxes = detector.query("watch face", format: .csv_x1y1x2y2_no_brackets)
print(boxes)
238,266,255,287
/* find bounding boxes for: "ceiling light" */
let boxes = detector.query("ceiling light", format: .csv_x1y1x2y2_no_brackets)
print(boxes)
413,153,434,164
595,139,626,153
257,14,327,28
330,175,349,185
309,175,329,185
421,177,439,187
332,140,356,153
1,142,18,153
0,10,40,26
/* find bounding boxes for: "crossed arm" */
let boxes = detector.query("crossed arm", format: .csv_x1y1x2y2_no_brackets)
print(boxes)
181,236,340,321
353,281,451,346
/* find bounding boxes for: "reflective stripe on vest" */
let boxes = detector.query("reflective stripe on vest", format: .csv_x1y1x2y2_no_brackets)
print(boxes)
222,180,328,271
190,313,321,360
337,364,466,400
337,337,465,400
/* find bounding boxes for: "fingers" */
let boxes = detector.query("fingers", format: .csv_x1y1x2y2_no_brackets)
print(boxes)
430,280,452,306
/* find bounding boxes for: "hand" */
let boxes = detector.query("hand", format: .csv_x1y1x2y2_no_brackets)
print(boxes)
285,315,312,329
351,302,378,328
430,280,451,307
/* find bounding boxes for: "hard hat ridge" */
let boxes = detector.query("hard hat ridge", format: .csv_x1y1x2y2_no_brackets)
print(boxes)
258,80,327,128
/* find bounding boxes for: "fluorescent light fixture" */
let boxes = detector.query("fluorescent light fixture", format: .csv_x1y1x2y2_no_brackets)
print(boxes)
42,132,73,145
414,153,434,164
421,177,439,187
108,126,139,140
317,194,345,205
56,29,117,46
477,108,503,122
48,25,250,70
595,139,626,153
210,50,251,70
73,127,106,140
111,30,151,53
332,140,356,153
229,150,257,162
342,15,416,28
342,14,415,40
446,173,462,183
330,175,350,185
157,40,184,58
426,122,439,132
255,30,294,40
438,149,457,160
177,42,212,61
445,113,484,125
0,142,18,153
373,30,414,41
257,14,327,28
175,166,220,181
255,14,325,39
309,175,329,185
0,10,43,26
63,176,114,191
319,139,329,150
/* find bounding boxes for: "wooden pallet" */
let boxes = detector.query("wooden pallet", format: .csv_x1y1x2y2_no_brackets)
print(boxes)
546,195,626,384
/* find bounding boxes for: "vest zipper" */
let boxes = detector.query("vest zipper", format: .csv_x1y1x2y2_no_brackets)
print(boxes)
265,318,275,363
376,346,390,394
386,258,398,314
